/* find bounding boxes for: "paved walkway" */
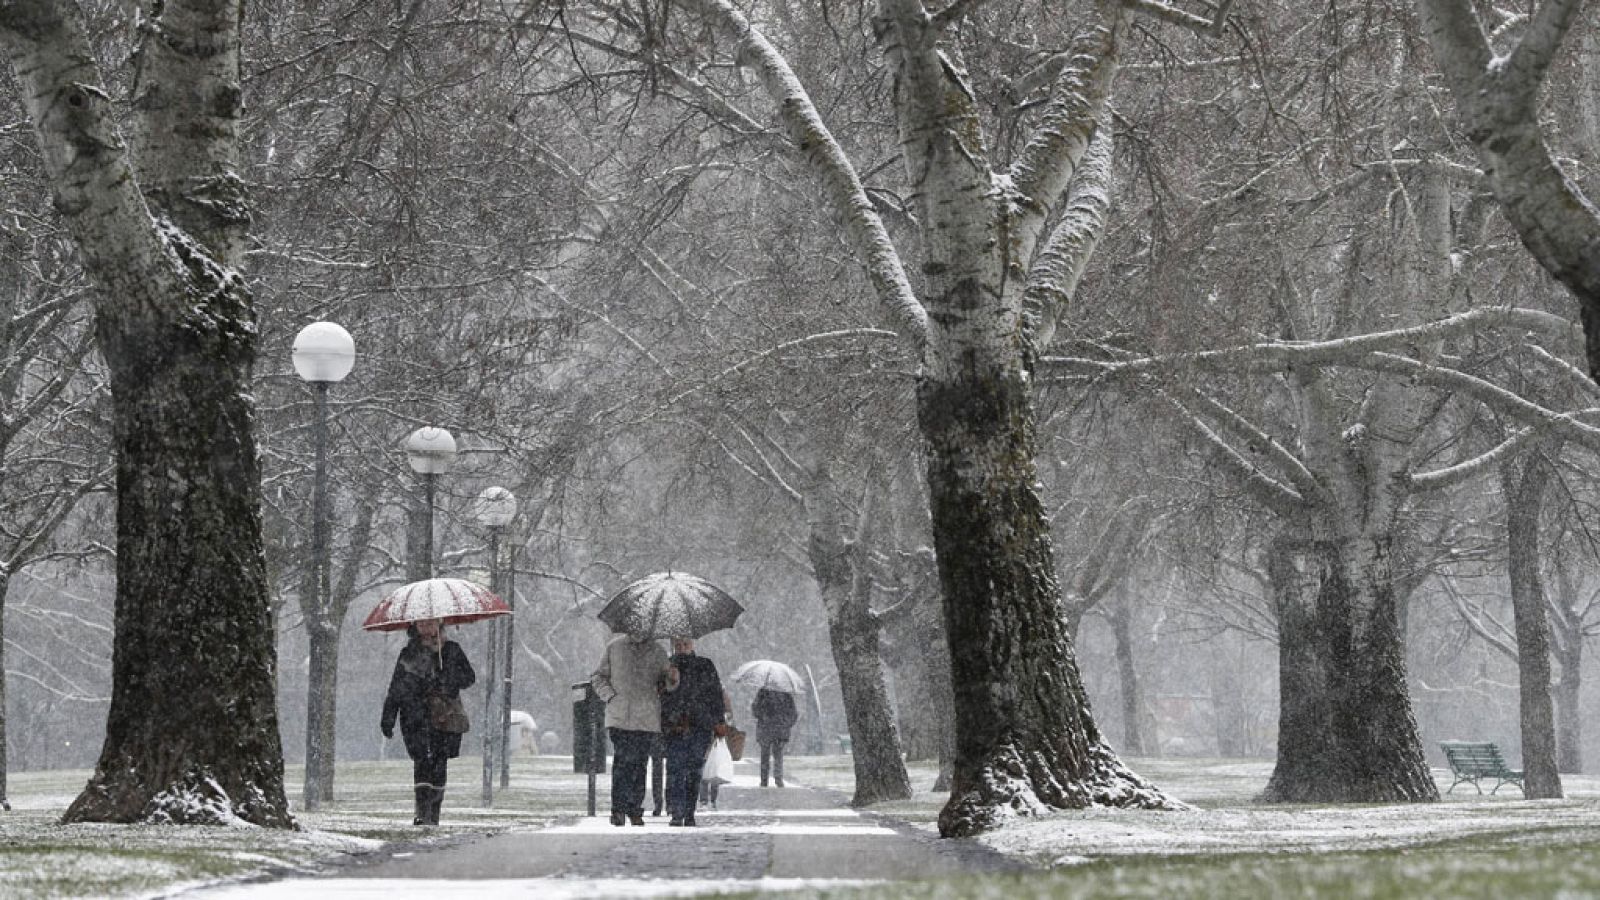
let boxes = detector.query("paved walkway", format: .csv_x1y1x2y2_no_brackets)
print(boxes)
191,778,1014,898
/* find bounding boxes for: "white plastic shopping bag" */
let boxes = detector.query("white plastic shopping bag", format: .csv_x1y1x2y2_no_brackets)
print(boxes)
703,736,736,784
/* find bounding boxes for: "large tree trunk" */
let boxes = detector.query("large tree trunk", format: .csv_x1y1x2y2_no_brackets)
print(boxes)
804,477,912,807
919,368,1170,837
1261,536,1437,803
0,0,291,827
1504,454,1562,798
683,0,1168,834
63,305,290,825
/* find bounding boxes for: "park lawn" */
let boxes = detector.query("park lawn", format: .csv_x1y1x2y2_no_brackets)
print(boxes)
764,830,1600,899
3,753,1599,897
0,754,580,898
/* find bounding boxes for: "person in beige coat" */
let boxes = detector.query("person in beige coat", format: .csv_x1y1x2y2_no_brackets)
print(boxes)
591,633,672,826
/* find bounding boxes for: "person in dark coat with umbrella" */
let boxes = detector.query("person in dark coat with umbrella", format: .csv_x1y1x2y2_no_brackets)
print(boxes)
660,636,725,826
752,687,799,787
381,618,476,825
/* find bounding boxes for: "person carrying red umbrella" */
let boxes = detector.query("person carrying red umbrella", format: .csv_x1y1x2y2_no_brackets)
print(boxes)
381,618,475,826
368,578,507,826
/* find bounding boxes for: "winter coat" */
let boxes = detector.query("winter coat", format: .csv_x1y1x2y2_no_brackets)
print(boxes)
752,688,798,744
661,653,724,735
382,637,476,761
592,635,671,732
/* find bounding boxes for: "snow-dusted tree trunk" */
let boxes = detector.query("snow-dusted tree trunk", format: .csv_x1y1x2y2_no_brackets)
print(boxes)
1503,451,1563,798
681,0,1178,834
1416,0,1600,377
0,1,290,825
886,0,1172,835
803,469,912,806
1262,533,1437,802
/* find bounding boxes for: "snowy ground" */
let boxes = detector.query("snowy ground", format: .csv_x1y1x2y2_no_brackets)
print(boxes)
2,754,1598,897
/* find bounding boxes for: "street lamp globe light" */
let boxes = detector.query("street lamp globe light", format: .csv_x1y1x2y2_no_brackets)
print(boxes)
405,427,457,475
474,486,517,529
291,322,356,383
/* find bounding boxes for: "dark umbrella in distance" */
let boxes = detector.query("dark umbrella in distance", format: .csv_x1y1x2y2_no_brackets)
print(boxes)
730,659,806,694
598,571,744,639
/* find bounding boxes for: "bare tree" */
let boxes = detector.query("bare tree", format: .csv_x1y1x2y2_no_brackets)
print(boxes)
0,1,291,825
1416,0,1600,376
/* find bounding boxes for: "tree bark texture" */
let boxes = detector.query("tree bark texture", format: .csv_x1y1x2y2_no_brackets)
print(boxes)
804,482,913,807
1503,454,1563,798
303,617,340,808
64,298,289,825
920,369,1170,836
1261,536,1438,803
685,0,1173,833
1554,641,1583,773
1109,598,1146,756
0,1,291,826
0,571,10,811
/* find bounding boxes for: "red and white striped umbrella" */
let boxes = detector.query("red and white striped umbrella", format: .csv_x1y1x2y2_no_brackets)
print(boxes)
362,577,510,632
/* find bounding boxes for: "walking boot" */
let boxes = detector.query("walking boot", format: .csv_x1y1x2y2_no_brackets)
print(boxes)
413,786,431,826
427,788,444,826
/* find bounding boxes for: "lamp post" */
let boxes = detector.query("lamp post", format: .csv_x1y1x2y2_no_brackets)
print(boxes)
291,322,355,813
474,486,517,805
404,427,456,580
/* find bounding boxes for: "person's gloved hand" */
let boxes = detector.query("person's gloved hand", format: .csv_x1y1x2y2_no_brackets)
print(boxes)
381,724,394,740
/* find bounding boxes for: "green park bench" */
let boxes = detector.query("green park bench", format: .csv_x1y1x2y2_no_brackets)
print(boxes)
1439,740,1525,795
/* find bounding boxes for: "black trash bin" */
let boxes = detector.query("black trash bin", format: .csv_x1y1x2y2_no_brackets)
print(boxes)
572,681,608,775
571,681,607,816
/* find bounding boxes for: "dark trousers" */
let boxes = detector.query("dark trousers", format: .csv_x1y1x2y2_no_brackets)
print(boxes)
412,752,449,789
608,728,654,816
760,739,786,786
650,734,665,813
411,746,449,825
664,729,714,819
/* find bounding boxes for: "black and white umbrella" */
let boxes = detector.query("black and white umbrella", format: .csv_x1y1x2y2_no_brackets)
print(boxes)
730,659,806,694
597,571,744,639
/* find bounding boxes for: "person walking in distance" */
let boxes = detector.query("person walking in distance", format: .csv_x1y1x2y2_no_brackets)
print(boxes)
381,619,476,826
752,686,798,788
591,633,672,826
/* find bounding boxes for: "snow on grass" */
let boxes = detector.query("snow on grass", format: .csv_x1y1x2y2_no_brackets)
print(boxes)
6,754,1600,898
194,877,885,898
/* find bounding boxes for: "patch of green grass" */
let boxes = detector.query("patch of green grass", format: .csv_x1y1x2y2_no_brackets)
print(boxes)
762,830,1600,899
0,842,273,899
0,755,578,898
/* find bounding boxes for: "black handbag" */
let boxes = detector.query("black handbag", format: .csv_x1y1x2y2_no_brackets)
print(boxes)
426,690,470,734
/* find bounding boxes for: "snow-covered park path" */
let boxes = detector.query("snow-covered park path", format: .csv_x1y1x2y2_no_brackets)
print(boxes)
186,774,1017,899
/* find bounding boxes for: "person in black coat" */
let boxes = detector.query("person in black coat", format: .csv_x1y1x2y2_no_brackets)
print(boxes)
752,687,799,787
381,618,476,826
660,636,724,826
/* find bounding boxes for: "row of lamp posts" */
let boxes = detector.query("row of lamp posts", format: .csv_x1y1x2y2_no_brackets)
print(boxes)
292,321,521,810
